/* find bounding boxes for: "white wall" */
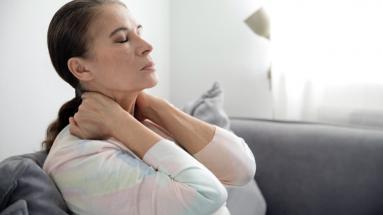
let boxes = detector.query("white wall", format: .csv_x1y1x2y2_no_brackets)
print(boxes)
0,0,170,160
0,0,272,160
169,0,273,118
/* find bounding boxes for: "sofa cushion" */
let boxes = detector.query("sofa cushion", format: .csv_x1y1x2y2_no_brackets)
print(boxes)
0,152,70,215
230,117,383,215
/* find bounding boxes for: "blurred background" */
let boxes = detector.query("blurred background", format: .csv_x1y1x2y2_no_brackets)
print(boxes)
1,0,382,160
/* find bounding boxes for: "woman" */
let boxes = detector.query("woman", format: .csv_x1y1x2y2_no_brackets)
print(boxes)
42,0,256,214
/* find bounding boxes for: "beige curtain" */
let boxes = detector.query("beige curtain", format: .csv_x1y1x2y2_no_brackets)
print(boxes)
270,0,383,128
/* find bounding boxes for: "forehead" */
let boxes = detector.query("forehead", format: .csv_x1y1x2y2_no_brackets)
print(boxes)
88,4,138,38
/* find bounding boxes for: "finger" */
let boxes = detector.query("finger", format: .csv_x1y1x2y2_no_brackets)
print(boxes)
69,117,78,131
73,112,80,122
74,112,94,122
69,116,74,124
69,116,81,126
69,117,83,138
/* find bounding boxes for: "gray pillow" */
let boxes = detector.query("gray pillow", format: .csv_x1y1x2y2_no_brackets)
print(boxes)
0,200,28,215
0,152,70,215
182,81,231,130
182,81,267,215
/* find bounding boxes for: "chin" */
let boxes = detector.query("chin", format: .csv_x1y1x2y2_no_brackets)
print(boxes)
146,80,158,89
146,75,159,89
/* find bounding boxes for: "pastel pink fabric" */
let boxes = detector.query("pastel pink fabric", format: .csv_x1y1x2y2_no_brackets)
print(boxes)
43,121,255,215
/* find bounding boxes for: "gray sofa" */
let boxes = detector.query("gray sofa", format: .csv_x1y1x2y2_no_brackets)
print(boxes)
230,117,383,215
1,117,383,215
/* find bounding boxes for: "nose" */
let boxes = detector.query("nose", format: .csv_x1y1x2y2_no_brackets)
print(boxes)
136,36,153,56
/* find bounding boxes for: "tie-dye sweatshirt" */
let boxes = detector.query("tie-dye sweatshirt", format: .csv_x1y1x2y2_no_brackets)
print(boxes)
43,120,256,215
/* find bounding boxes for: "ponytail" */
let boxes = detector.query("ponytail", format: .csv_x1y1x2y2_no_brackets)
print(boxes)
42,95,82,152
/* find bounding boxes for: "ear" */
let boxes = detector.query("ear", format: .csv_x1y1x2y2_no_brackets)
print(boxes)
67,57,93,81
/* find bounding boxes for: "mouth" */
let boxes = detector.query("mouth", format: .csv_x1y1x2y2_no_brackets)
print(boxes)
141,61,155,71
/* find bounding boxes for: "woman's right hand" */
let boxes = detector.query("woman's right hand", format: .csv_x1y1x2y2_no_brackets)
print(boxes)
69,92,128,140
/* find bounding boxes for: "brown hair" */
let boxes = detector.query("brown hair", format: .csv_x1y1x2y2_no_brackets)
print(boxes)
43,0,125,152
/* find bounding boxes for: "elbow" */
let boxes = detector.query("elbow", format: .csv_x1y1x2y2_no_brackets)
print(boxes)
204,181,228,210
214,182,228,207
226,154,256,186
220,132,257,186
194,179,228,214
232,139,257,186
235,160,256,186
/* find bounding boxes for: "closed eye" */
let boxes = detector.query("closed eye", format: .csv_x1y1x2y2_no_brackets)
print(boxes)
112,25,143,43
118,38,129,43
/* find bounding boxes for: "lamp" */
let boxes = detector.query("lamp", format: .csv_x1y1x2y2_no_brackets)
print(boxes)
245,7,270,39
245,7,272,90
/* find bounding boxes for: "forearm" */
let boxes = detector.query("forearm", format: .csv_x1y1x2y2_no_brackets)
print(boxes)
148,100,216,154
141,98,255,186
112,112,162,159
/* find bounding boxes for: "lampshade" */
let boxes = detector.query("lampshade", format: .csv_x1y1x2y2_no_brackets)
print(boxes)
245,7,272,91
245,7,270,40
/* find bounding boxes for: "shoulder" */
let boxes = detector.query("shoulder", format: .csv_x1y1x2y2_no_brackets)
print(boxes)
43,125,128,174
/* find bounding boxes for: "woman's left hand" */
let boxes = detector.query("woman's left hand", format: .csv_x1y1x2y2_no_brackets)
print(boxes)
69,92,126,139
134,91,166,122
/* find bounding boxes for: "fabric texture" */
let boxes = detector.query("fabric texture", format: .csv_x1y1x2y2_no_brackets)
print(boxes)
0,81,260,215
182,81,266,215
182,81,231,130
0,200,28,215
0,152,70,215
43,122,255,215
230,117,383,215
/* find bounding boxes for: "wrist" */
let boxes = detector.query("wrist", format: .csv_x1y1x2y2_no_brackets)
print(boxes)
111,111,134,138
145,97,170,123
111,109,163,158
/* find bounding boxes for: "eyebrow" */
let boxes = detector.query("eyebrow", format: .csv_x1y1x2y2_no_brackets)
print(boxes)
109,25,143,37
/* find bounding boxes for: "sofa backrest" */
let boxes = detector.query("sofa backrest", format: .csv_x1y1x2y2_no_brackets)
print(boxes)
230,117,383,215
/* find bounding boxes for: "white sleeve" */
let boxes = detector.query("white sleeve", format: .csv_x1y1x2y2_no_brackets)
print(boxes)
193,126,256,186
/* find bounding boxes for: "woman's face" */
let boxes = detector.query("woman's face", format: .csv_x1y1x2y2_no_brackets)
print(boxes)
82,4,157,95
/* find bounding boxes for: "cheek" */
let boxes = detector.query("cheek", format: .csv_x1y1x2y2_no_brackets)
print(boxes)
92,48,134,73
100,47,135,69
91,48,138,87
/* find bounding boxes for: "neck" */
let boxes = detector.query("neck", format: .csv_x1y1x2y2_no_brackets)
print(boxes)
116,93,138,116
82,84,139,116
113,92,138,116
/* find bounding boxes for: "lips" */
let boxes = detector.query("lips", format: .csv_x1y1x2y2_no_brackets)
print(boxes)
141,62,155,71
